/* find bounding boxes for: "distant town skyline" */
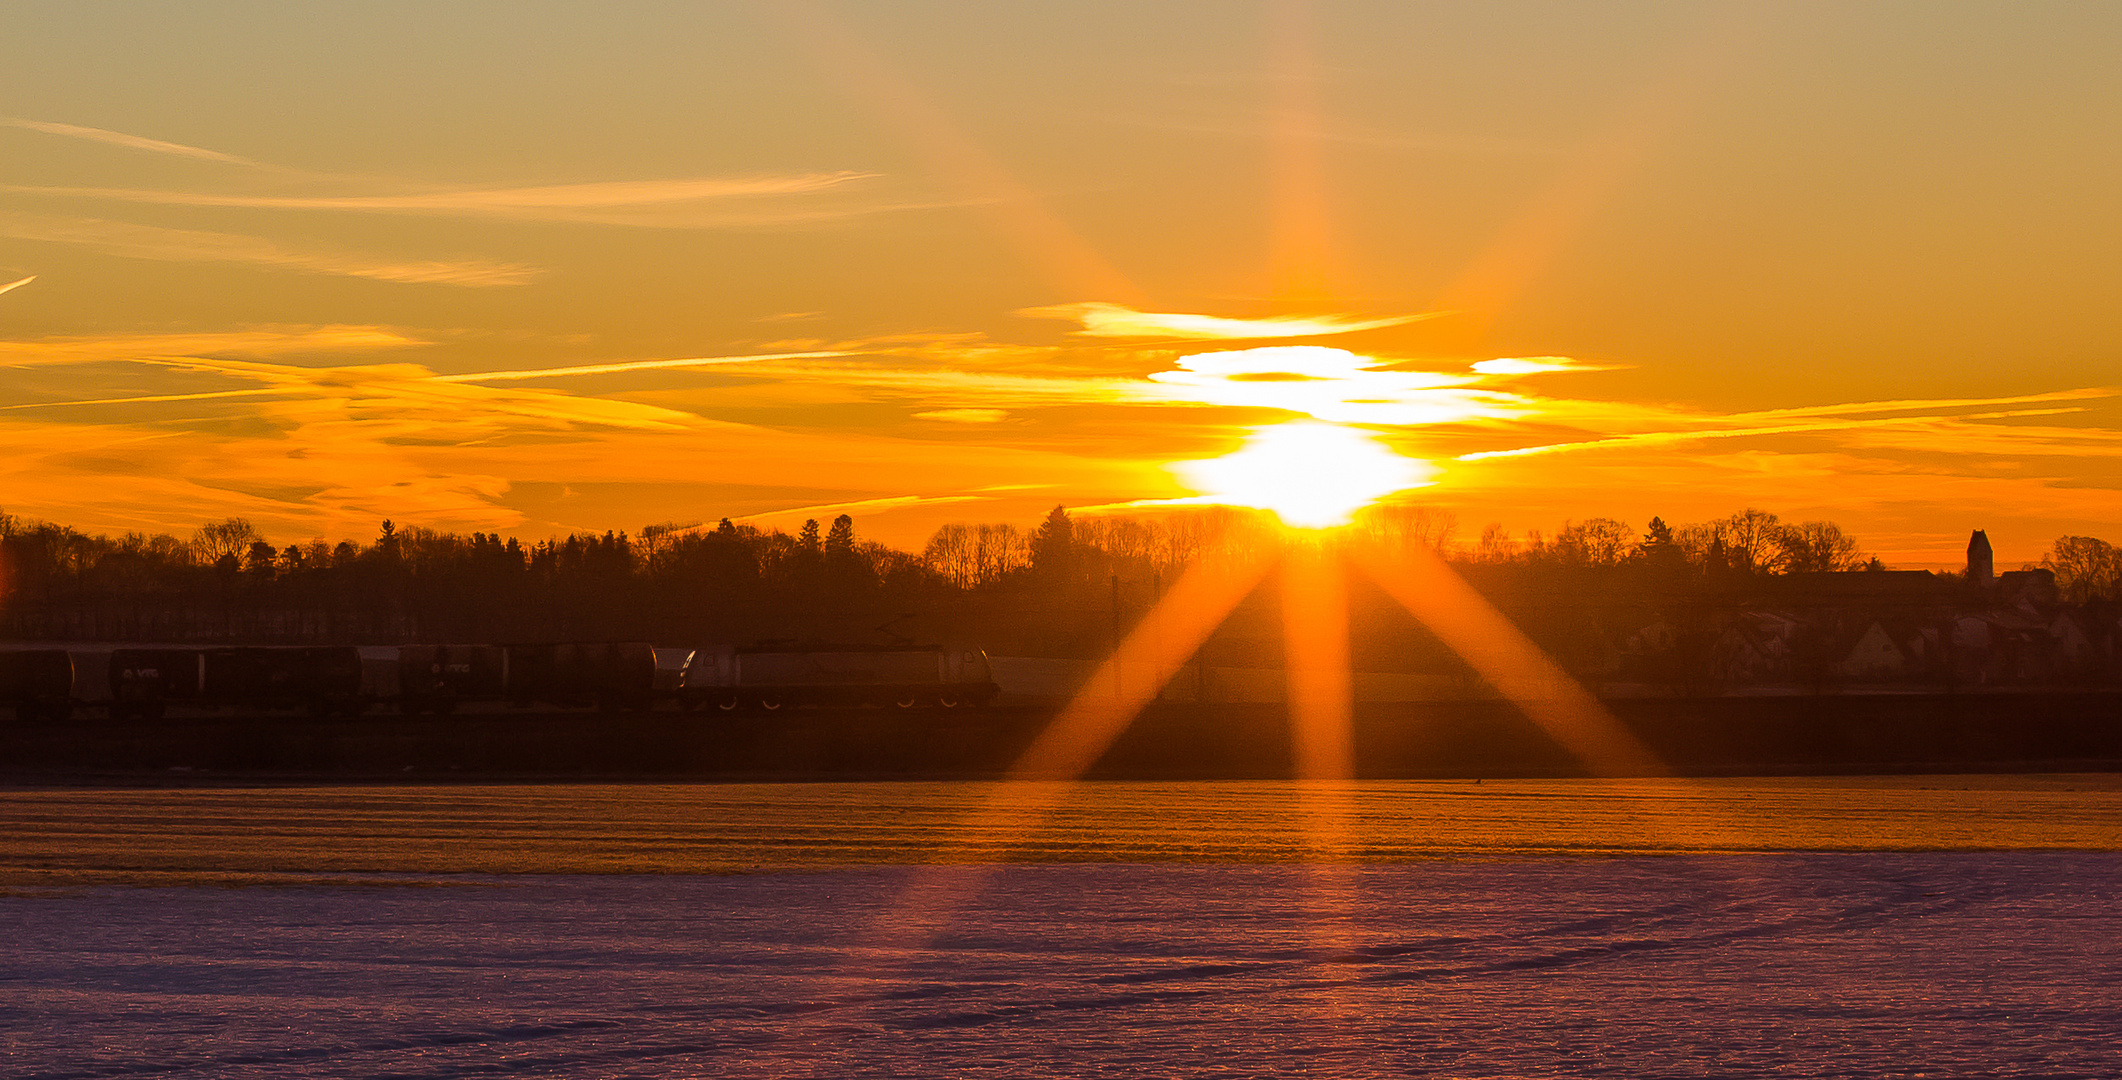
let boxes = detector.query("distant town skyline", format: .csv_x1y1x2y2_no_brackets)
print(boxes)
4,2,2119,566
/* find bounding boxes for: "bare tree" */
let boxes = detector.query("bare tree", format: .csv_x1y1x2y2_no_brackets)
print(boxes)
1553,518,1633,567
1779,521,1866,573
1471,523,1514,564
2042,536,2121,602
1717,508,1786,574
972,523,1029,584
637,521,699,572
922,524,977,589
194,518,261,563
1358,504,1459,553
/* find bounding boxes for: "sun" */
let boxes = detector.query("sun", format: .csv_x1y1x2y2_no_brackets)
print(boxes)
1174,420,1438,528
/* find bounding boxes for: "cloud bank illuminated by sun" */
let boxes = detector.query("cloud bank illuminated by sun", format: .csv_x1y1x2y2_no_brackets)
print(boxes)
1173,421,1439,528
1147,345,1513,426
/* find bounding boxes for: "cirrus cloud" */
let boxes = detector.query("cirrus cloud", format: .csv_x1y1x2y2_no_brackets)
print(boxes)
1020,301,1444,340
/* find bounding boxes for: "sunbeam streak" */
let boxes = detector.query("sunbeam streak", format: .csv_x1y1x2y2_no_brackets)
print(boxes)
1281,538,1363,1012
1349,540,1668,778
1283,543,1354,784
758,547,1286,1065
1011,547,1282,782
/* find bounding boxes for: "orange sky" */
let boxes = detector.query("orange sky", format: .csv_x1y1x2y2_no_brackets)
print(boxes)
3,2,2119,567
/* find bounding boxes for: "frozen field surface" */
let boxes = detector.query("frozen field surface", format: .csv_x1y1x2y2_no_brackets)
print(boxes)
6,854,2122,1078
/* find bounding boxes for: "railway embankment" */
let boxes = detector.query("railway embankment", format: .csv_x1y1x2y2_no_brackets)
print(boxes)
3,692,2120,781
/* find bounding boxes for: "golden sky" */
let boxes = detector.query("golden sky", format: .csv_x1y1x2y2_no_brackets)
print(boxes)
3,2,2119,566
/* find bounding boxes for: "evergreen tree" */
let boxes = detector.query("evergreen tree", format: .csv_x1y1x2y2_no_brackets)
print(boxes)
824,514,855,559
1030,505,1075,576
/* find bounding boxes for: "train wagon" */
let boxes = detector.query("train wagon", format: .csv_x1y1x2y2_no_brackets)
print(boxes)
682,643,999,711
396,644,507,713
0,649,75,722
202,646,366,715
109,648,206,720
503,641,656,710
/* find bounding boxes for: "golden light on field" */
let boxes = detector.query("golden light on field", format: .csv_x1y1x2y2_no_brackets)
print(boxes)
1173,421,1438,529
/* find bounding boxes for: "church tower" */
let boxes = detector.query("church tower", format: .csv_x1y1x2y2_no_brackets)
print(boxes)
1967,529,1994,586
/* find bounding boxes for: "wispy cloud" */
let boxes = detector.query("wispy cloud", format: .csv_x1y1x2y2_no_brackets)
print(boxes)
914,408,1008,423
1721,388,2115,422
737,493,987,524
1,173,886,228
1021,301,1441,340
1146,345,1509,426
0,325,423,366
0,274,32,297
709,355,1158,410
0,336,1133,542
436,351,847,383
1471,356,1621,376
0,211,538,286
1458,393,2118,461
0,116,261,166
0,387,289,411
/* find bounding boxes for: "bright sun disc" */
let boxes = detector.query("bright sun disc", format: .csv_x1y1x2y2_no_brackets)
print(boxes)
1174,421,1437,528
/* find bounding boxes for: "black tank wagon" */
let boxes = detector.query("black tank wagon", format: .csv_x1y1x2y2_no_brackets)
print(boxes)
502,642,656,711
109,648,206,720
13,637,999,722
1,649,75,722
395,644,507,713
203,647,365,715
682,643,998,711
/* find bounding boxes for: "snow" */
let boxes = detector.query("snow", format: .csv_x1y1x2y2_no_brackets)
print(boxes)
5,854,2120,1077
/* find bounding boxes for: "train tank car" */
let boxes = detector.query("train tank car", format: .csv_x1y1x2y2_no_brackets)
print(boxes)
108,648,206,720
0,649,75,722
502,642,656,710
396,644,507,713
202,647,366,715
683,643,999,711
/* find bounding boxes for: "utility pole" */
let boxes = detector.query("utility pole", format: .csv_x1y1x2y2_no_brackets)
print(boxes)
1110,573,1122,701
1151,569,1162,702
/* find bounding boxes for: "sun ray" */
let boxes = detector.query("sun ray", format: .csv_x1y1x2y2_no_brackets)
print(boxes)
1433,10,1773,341
1283,541,1354,789
1280,538,1365,1044
1346,538,1796,873
747,546,1285,1064
1010,545,1284,782
1265,0,1336,306
1348,539,1667,778
769,1,1140,303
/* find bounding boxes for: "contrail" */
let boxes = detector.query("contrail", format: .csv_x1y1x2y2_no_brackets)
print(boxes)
435,350,847,382
1722,387,2113,422
1,117,259,165
1457,407,2088,461
0,350,855,412
735,493,985,523
0,274,33,296
0,388,291,411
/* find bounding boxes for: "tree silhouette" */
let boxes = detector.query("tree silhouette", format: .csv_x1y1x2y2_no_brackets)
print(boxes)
1779,521,1866,574
194,518,260,563
2042,536,2122,602
1030,505,1076,578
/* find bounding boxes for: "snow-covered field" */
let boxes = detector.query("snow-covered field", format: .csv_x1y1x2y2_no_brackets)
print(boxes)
6,854,2120,1078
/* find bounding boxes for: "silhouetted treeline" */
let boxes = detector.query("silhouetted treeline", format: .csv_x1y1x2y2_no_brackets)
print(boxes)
3,503,2119,666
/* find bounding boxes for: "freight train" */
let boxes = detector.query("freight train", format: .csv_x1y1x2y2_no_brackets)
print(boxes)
0,642,997,721
679,643,999,711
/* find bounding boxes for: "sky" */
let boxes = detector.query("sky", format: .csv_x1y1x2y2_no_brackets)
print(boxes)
2,0,2118,566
